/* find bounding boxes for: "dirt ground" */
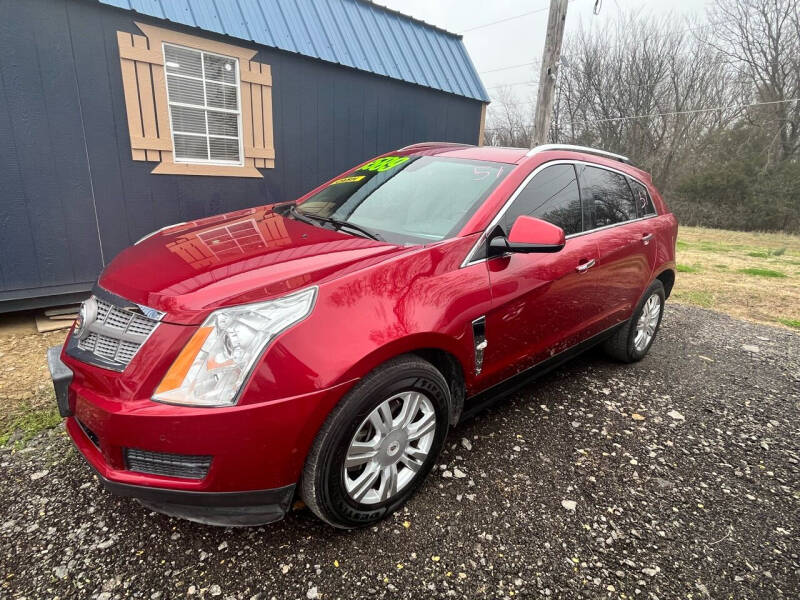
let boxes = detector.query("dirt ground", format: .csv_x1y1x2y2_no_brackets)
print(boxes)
0,314,68,444
1,304,798,599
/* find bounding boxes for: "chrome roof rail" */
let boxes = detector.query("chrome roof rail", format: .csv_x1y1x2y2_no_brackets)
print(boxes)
526,144,630,164
397,141,472,151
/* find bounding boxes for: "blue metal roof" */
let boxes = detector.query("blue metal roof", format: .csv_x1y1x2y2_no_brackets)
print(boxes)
97,0,490,102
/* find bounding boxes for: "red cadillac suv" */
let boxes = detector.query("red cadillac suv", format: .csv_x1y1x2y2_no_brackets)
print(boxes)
48,143,677,528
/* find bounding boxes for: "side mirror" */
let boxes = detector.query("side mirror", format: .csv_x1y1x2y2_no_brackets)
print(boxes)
489,215,566,255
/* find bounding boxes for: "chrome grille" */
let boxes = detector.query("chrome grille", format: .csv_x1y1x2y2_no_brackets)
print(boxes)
125,448,212,480
74,296,159,370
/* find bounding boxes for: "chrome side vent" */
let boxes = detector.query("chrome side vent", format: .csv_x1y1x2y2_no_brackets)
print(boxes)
472,316,487,375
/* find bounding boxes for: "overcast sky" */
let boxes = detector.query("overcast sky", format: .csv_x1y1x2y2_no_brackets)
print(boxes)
375,0,710,110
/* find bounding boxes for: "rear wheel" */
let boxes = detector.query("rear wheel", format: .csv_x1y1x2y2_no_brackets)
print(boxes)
603,280,665,363
300,355,449,528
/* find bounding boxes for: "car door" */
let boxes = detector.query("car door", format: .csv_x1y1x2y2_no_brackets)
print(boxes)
577,164,656,329
476,163,602,389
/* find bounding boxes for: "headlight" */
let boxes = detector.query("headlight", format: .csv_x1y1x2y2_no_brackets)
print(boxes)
152,287,317,407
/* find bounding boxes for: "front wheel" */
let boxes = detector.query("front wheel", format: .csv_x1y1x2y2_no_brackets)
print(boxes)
300,355,450,528
603,280,665,363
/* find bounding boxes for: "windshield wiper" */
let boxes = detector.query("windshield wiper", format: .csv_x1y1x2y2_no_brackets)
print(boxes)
290,206,383,241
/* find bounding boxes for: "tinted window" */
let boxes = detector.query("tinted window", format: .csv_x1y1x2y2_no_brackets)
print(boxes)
629,179,656,217
501,164,582,235
579,166,637,228
298,156,509,244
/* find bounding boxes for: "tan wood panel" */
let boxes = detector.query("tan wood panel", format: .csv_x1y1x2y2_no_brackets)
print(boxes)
251,83,264,151
240,81,254,150
261,79,274,155
152,162,263,178
135,62,159,142
150,64,171,144
244,145,275,159
136,22,257,62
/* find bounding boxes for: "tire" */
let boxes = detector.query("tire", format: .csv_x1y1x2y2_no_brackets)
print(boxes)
300,355,450,529
603,280,665,363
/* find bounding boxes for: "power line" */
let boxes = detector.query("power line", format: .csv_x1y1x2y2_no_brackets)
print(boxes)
479,61,539,75
461,0,578,34
484,97,800,129
486,79,539,91
461,5,550,33
582,97,800,124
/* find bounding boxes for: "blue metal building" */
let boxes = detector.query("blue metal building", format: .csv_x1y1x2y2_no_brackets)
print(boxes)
0,0,489,310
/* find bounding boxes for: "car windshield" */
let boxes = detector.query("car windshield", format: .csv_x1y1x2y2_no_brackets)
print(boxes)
295,156,510,244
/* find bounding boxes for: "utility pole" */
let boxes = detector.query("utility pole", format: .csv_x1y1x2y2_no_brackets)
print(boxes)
533,0,569,146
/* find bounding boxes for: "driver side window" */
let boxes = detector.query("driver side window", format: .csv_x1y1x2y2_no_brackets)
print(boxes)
501,164,582,236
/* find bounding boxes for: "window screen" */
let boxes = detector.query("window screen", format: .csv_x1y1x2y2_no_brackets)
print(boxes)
629,179,657,217
502,164,583,235
579,166,637,228
163,44,242,164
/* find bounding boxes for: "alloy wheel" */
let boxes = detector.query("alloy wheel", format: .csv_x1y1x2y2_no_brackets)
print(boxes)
634,293,661,352
343,391,436,505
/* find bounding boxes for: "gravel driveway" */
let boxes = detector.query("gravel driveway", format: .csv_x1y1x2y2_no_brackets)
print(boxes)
1,304,798,599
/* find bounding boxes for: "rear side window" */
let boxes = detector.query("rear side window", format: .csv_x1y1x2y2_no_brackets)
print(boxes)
501,164,582,235
579,165,637,228
629,179,657,217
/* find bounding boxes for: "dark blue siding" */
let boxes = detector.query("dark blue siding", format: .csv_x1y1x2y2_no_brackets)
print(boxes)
0,0,484,305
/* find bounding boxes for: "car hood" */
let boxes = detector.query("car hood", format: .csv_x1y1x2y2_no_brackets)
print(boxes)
98,205,408,324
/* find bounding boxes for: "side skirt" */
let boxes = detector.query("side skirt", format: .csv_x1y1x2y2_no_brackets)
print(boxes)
460,322,624,422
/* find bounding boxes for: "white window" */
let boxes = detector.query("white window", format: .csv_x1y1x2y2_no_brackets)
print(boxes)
163,43,243,165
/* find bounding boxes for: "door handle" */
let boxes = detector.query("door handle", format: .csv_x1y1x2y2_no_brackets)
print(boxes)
641,233,654,245
576,258,596,273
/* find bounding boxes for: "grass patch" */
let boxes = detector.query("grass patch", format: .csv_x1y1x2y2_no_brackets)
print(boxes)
737,267,787,278
698,242,732,253
676,240,690,250
0,404,61,446
677,263,700,273
674,290,715,308
778,318,800,329
747,247,786,258
714,264,729,269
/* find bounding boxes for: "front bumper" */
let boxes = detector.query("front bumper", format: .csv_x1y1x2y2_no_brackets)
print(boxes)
89,458,295,527
48,344,356,526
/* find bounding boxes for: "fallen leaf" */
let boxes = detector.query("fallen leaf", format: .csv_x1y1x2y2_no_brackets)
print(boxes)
631,413,646,421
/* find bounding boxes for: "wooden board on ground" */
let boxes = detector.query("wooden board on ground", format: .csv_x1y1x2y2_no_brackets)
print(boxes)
35,315,73,333
44,305,80,317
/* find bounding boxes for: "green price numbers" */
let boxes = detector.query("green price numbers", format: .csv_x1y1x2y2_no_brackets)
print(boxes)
360,156,410,172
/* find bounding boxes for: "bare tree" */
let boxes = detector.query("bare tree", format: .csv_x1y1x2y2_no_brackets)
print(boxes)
550,13,735,186
708,0,800,163
484,86,535,148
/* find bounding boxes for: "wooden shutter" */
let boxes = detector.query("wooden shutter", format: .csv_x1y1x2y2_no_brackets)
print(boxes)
116,23,275,177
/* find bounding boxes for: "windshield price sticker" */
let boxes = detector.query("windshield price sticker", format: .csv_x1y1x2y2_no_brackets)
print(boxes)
360,156,410,172
331,175,365,185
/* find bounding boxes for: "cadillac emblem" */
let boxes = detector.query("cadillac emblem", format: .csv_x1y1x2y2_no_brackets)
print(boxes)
75,297,97,340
